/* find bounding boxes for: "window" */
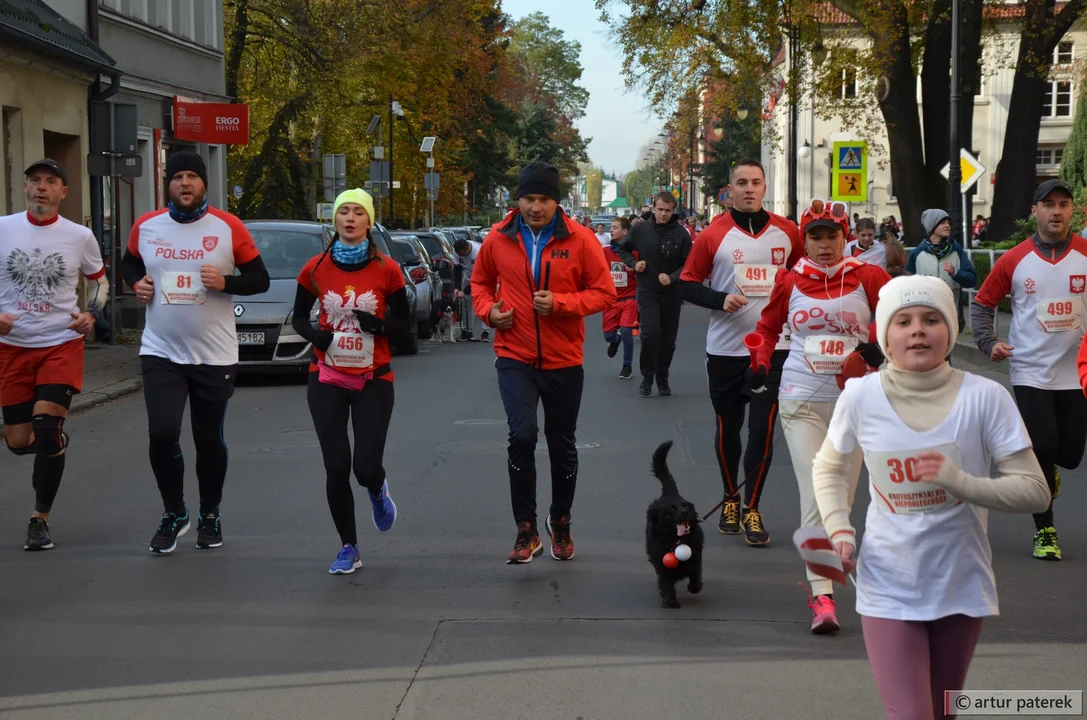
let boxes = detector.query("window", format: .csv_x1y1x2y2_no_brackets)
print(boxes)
840,68,857,99
1036,148,1065,166
1043,81,1073,117
1055,41,1074,65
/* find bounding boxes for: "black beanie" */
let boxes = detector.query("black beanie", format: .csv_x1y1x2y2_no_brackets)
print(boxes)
165,151,209,189
516,161,561,202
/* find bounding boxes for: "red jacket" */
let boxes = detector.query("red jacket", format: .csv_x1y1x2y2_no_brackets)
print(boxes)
1079,333,1087,396
472,210,616,369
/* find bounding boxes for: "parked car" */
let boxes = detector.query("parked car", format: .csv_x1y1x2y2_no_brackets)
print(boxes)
233,220,330,373
388,235,441,338
401,230,457,297
371,223,420,355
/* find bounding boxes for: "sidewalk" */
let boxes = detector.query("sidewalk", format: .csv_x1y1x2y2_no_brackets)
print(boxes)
0,340,143,437
951,309,1011,369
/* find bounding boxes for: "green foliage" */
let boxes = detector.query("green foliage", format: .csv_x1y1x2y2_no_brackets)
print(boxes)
586,169,603,210
508,12,590,121
1060,91,1087,195
699,114,761,197
625,168,654,208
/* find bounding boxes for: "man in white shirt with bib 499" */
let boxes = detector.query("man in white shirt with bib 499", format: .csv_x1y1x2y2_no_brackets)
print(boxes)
972,178,1087,561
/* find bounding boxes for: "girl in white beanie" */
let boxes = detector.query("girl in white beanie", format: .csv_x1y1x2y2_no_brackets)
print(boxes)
812,275,1050,719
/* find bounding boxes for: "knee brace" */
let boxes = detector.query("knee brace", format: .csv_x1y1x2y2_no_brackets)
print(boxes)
6,442,33,456
32,414,67,456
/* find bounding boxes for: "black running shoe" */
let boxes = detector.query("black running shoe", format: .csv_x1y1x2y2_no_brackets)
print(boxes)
619,364,633,379
718,498,741,535
657,380,672,396
639,376,653,397
149,510,190,554
196,512,223,549
742,509,770,546
480,330,491,343
607,339,620,358
24,517,54,551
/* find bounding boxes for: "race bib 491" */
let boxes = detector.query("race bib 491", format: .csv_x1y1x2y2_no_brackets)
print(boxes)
159,271,206,305
734,264,776,297
866,442,964,514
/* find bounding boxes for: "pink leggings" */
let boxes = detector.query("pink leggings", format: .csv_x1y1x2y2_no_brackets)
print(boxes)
862,614,985,720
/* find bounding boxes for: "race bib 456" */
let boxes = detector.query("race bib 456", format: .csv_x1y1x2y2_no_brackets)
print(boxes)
324,331,375,370
866,442,964,514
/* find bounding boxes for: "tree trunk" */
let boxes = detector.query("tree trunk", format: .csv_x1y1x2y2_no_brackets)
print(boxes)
989,0,1087,241
874,7,927,243
224,0,248,103
921,0,952,209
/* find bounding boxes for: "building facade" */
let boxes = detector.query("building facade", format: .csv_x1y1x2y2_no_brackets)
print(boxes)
761,16,1083,235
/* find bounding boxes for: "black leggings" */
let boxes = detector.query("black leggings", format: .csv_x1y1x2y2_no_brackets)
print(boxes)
141,357,235,516
307,373,395,546
1013,386,1087,529
707,350,788,509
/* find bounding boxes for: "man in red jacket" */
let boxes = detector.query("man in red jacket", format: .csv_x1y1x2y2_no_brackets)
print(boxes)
472,161,617,564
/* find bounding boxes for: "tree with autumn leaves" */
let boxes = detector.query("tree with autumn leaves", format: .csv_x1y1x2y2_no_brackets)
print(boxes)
223,1,589,226
598,0,1085,242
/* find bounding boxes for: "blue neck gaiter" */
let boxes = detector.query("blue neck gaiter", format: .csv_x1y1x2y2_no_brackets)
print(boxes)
167,198,209,224
331,239,370,264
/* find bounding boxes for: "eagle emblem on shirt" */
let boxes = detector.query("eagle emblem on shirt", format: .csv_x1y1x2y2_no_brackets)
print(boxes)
322,286,377,333
1071,275,1085,294
5,248,67,304
772,248,785,265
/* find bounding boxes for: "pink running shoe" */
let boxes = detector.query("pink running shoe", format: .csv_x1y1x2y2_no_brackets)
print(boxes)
808,592,840,634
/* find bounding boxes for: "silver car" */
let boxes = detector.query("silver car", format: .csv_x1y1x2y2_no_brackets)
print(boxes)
233,220,330,372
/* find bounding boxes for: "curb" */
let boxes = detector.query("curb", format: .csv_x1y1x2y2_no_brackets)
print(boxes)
0,377,143,439
951,339,1003,369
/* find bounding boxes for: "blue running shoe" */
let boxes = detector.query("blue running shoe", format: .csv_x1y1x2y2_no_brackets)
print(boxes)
329,544,361,574
370,480,397,532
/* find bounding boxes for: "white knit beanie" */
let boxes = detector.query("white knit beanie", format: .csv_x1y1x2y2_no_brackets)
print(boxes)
875,276,958,357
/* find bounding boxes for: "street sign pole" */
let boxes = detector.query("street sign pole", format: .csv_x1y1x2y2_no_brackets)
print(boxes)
947,0,963,243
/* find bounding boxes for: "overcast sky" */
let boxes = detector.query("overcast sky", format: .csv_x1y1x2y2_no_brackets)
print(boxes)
501,0,662,175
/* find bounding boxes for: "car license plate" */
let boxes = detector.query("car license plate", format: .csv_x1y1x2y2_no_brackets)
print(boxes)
237,332,265,345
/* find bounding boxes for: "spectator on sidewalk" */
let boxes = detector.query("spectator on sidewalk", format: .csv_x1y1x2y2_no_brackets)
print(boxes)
907,209,977,330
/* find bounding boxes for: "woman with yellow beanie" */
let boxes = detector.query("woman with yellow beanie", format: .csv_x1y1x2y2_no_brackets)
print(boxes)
291,188,411,574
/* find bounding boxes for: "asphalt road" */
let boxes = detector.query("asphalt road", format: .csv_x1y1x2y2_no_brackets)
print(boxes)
1,308,1085,719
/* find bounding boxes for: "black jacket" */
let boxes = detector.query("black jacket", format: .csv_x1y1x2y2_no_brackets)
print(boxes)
618,216,692,294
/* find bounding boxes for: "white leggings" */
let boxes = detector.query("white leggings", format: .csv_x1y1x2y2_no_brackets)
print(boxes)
780,398,863,596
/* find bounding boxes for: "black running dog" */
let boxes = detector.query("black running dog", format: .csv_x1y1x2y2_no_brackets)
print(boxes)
646,441,704,608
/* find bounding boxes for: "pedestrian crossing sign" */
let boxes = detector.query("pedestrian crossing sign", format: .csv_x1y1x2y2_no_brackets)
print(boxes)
832,141,867,202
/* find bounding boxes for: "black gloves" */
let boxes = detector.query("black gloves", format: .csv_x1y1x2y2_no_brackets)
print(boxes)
856,342,885,368
744,366,768,394
313,330,333,352
353,310,385,334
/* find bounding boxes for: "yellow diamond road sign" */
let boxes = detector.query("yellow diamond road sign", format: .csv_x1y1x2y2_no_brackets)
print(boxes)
940,149,986,193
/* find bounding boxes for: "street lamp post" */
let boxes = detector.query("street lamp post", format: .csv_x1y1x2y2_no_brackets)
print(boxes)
947,0,963,242
788,21,801,221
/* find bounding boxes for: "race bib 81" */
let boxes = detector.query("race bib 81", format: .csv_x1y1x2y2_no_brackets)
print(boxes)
866,442,963,514
159,271,206,305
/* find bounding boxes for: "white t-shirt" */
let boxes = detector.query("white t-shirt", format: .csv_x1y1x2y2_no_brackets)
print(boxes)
457,240,481,287
974,237,1087,390
128,208,260,366
845,239,888,269
827,372,1033,621
0,212,105,349
680,212,804,356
